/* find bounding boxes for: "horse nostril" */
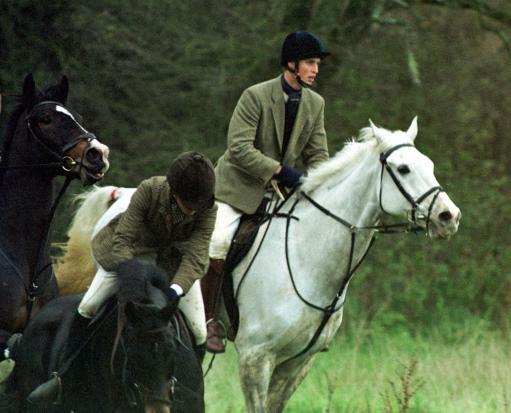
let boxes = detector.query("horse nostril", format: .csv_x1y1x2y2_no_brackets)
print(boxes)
86,148,101,163
439,211,453,222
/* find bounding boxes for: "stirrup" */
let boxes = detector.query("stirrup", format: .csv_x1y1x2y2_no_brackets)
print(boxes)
206,319,227,337
206,319,227,353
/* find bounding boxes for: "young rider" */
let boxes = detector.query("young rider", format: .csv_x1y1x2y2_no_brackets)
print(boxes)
28,151,217,405
202,31,330,353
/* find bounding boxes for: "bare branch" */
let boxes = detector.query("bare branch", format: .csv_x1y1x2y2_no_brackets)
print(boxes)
417,0,511,27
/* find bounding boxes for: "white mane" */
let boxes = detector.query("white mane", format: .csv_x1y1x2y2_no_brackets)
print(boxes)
301,124,412,193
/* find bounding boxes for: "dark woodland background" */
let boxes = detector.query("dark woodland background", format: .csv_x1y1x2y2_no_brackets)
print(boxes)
1,0,510,333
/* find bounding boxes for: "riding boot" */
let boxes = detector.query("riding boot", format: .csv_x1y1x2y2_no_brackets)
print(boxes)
27,313,91,406
201,259,226,353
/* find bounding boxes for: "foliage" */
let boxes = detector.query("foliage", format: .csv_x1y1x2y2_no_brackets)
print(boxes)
0,0,510,329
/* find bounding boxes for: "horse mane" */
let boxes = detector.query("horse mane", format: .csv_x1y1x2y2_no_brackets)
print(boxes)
116,260,168,304
0,96,25,159
301,127,378,193
301,125,409,193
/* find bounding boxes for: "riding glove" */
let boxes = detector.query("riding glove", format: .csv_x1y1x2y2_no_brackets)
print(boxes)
165,286,181,305
276,164,303,187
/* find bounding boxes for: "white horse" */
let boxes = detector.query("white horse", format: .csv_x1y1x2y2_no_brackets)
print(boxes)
55,118,460,412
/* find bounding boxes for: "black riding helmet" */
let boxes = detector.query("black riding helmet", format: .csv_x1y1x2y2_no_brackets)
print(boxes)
167,151,215,211
280,31,330,68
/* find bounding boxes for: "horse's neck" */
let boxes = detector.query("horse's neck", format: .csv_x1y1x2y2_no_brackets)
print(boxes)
0,131,56,269
289,155,382,296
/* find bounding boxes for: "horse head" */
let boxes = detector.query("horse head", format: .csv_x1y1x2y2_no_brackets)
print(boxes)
115,260,179,413
12,74,110,185
369,117,461,239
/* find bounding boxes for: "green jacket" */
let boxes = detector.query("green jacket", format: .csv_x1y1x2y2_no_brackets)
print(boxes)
91,176,217,293
215,75,329,214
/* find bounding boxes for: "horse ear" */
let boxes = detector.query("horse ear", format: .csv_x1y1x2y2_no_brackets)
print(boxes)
406,116,418,142
54,75,69,105
369,119,383,144
22,74,37,110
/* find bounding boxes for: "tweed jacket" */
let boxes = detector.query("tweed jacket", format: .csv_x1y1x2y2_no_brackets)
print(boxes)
91,176,217,293
215,75,329,214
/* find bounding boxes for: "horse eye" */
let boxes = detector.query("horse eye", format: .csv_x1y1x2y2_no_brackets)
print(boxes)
397,165,410,175
39,116,52,125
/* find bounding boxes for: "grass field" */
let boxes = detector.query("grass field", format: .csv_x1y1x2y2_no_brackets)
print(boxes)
1,320,509,413
203,321,511,413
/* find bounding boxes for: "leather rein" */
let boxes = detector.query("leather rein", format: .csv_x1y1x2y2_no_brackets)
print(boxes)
239,143,444,361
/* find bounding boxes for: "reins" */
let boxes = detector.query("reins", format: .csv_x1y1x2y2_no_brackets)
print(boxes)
284,143,444,361
235,142,445,362
24,175,73,323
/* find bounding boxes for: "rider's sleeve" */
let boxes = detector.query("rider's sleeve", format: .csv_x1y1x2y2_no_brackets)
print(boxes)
171,204,217,294
227,88,280,183
99,181,151,271
302,96,329,169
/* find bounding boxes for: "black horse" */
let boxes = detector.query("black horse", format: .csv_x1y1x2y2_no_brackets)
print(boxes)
0,74,110,359
1,259,204,413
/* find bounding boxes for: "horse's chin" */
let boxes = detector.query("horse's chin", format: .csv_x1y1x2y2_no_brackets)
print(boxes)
80,169,105,186
427,223,457,240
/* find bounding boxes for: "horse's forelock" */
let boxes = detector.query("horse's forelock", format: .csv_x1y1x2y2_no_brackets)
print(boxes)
117,260,168,305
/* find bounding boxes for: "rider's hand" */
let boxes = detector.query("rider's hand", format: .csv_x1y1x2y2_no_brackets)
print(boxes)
165,286,181,305
275,164,303,187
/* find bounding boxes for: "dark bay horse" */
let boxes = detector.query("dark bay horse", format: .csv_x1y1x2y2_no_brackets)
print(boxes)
0,74,110,359
1,259,204,413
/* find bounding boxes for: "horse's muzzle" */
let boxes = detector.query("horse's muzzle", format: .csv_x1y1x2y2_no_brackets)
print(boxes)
78,140,110,185
428,193,461,239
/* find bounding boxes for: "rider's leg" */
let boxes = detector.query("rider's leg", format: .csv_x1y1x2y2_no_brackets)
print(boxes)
27,265,119,406
201,259,226,353
179,280,207,361
202,202,242,353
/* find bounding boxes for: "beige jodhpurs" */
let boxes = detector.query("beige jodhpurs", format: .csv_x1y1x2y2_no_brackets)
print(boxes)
78,261,207,345
208,201,243,260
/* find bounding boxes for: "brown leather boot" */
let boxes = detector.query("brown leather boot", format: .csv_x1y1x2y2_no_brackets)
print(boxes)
201,259,226,353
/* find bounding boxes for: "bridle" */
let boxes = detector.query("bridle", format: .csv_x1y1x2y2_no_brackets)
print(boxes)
46,303,175,410
0,100,99,325
23,100,96,172
379,143,444,232
237,142,446,362
0,100,97,177
111,304,177,410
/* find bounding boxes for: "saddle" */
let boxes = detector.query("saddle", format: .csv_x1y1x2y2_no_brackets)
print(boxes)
222,198,270,338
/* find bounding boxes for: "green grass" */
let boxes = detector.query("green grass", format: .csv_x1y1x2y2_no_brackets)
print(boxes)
2,321,509,413
203,321,511,413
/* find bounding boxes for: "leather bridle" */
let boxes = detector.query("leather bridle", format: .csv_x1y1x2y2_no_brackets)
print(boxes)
24,100,98,173
0,100,97,175
111,305,176,410
379,143,444,233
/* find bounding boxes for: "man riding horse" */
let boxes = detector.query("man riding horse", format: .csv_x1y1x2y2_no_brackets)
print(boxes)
28,151,217,406
201,31,330,353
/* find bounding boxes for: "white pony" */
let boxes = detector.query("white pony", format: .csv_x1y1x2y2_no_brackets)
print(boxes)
55,118,461,412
